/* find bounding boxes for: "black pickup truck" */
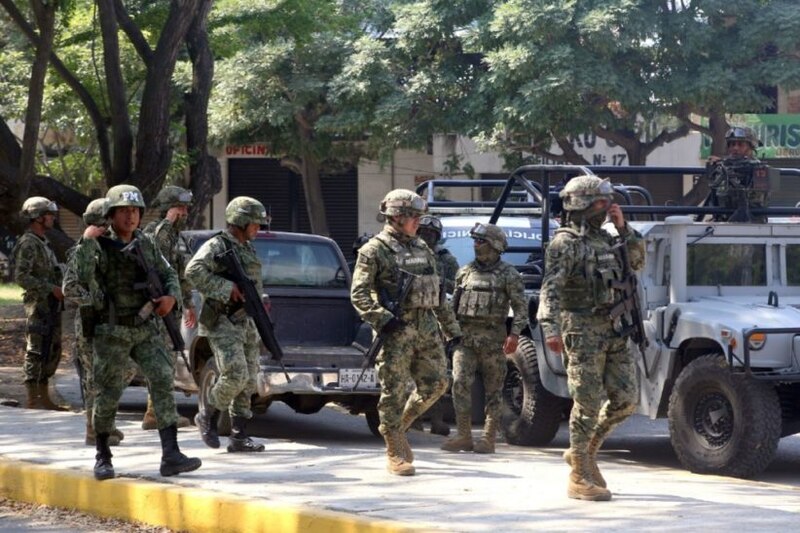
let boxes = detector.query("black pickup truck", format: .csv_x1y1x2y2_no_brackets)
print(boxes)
180,230,380,436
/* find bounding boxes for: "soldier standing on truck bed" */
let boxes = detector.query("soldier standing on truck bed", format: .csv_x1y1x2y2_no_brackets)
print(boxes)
141,186,196,431
188,197,269,454
71,184,201,481
537,175,645,502
11,196,66,411
441,223,527,455
350,189,462,476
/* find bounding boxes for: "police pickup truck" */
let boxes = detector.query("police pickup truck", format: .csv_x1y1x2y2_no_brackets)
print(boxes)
180,230,380,437
493,164,800,479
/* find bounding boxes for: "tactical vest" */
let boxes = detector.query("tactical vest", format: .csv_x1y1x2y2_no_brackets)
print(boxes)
455,263,509,319
98,235,149,318
556,227,624,311
375,233,440,309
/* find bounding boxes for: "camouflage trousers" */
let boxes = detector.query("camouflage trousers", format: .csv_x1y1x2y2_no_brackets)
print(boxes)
562,312,637,452
92,319,177,433
376,309,448,434
451,320,507,422
73,316,137,413
23,302,62,383
207,316,260,419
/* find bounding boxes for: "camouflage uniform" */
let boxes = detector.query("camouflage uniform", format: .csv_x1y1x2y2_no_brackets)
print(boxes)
73,184,200,481
187,196,270,453
141,186,195,430
11,197,64,410
12,229,62,383
187,231,261,418
537,175,645,501
351,189,462,476
62,198,134,445
443,223,527,454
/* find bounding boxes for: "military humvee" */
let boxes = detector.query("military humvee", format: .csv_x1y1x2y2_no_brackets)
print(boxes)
495,164,800,478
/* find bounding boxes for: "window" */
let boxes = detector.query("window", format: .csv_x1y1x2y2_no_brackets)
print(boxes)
253,240,345,288
787,244,800,285
687,244,766,286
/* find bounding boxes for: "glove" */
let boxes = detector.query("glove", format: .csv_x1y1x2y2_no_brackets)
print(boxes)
381,317,405,335
446,336,462,356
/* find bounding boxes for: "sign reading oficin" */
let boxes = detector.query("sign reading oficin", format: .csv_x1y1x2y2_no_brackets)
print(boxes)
225,144,269,156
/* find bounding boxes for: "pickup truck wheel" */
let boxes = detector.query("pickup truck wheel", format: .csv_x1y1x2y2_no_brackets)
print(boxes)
365,407,382,438
502,336,570,446
198,358,231,437
668,354,781,478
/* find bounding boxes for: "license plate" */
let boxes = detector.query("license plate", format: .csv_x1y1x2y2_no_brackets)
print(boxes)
339,368,378,389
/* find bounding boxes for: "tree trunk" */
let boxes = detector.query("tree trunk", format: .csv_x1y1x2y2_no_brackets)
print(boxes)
96,0,133,185
133,0,202,197
300,153,330,236
19,0,57,201
184,0,220,229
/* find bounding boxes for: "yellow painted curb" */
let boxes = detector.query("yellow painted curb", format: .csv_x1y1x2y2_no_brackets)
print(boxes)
0,458,424,533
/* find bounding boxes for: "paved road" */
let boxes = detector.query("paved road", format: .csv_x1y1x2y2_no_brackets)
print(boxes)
0,371,797,532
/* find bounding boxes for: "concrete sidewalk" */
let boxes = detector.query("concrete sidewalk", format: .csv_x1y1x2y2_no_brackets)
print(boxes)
0,374,799,532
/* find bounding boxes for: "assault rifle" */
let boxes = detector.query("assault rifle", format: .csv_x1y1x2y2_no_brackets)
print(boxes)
352,269,417,391
39,292,62,367
609,239,650,378
120,239,188,368
215,247,291,382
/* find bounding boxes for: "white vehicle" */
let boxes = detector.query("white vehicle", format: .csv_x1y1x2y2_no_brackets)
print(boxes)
497,164,800,479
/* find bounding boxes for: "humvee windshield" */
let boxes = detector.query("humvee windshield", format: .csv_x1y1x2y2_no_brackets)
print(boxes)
687,243,766,286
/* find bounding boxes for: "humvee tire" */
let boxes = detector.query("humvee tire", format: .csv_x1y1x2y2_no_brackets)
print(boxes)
668,354,781,478
198,357,231,437
502,336,570,446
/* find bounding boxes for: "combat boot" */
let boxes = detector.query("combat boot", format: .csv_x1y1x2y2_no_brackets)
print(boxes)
383,431,415,476
158,424,202,477
143,397,192,430
25,382,40,409
93,433,115,481
440,414,473,452
567,450,612,502
473,416,498,454
227,416,265,453
194,406,220,448
35,382,68,411
563,438,607,489
428,401,451,436
398,410,418,463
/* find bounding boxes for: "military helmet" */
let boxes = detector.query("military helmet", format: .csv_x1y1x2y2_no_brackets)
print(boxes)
352,233,373,255
152,186,193,213
470,222,507,253
726,126,761,149
225,196,270,227
419,215,443,236
82,198,108,226
559,175,614,211
104,184,146,216
379,189,428,218
20,196,58,219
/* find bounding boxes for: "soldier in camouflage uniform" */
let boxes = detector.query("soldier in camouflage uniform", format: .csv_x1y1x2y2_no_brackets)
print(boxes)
351,189,462,476
441,223,526,454
140,186,195,430
62,198,135,446
537,175,645,501
11,196,66,411
412,214,458,436
707,126,768,221
187,197,269,453
72,185,201,480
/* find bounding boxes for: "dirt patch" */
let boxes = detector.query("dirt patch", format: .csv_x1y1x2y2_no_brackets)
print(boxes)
0,498,175,532
0,304,76,408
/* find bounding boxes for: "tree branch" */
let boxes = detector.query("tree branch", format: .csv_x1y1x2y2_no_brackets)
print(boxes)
112,0,153,62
